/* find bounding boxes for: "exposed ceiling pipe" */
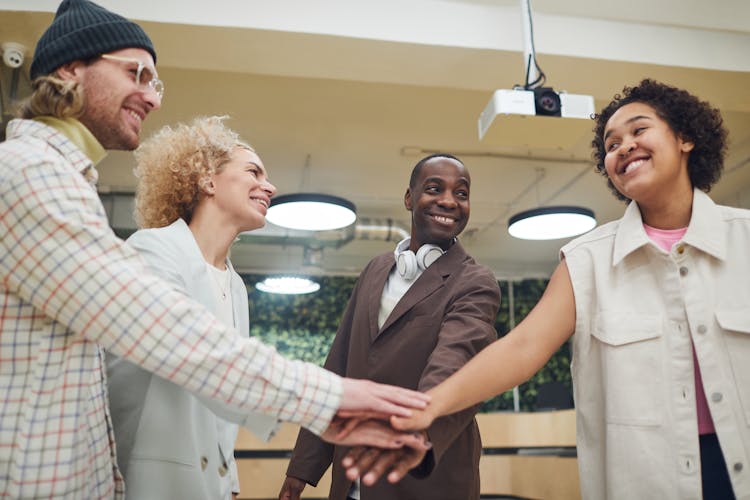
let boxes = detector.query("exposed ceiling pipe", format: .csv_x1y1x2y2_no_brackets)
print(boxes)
354,217,409,242
238,217,408,248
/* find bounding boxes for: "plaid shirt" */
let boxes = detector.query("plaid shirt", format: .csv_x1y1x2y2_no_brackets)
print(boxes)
0,119,341,499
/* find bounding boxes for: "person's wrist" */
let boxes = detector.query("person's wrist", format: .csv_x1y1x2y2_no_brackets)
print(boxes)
423,389,444,424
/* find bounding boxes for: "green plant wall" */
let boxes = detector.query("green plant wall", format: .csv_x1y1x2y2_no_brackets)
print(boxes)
243,274,571,412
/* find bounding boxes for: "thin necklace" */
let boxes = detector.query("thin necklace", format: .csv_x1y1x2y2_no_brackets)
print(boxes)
208,263,230,301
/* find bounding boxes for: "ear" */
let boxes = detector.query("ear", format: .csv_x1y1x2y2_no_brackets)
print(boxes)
55,60,88,82
199,176,216,195
404,188,413,211
679,138,695,153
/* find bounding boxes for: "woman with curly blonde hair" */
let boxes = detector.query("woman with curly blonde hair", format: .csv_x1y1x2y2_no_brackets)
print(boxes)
108,115,278,500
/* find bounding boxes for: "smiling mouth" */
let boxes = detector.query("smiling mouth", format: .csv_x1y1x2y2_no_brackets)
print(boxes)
251,197,269,209
430,214,456,225
621,158,648,175
124,107,144,123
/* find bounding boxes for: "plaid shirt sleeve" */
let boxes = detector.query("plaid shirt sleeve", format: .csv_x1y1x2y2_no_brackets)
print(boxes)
1,130,340,497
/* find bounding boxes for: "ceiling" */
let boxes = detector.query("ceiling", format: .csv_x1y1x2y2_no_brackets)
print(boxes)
2,0,749,279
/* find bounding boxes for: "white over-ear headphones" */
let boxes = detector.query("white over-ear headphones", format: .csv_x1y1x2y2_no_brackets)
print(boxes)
396,244,444,280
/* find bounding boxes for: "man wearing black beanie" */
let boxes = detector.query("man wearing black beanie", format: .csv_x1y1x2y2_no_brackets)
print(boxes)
22,0,161,152
0,2,430,498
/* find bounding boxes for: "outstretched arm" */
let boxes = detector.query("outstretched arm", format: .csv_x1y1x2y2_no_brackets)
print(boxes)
394,260,576,430
2,157,428,439
342,261,577,484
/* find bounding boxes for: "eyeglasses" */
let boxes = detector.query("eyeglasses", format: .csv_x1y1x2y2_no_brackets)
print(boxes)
100,53,164,100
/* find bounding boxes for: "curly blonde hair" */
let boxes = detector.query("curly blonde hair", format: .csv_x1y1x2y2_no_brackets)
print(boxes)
133,116,253,228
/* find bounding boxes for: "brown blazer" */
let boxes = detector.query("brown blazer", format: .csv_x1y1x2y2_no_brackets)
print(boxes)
286,242,501,500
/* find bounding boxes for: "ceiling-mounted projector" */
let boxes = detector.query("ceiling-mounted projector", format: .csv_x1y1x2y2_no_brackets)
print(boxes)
478,87,595,140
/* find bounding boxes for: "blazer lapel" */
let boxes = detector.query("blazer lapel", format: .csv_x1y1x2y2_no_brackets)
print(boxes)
377,270,444,337
375,243,465,339
169,219,223,317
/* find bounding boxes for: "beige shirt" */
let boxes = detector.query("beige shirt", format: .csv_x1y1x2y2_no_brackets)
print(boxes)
561,189,750,500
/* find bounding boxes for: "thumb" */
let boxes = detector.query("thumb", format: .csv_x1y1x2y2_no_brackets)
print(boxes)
335,418,361,440
391,414,408,430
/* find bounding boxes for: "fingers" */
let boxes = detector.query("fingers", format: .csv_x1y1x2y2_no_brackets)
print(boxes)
397,431,432,451
361,449,401,486
348,421,400,449
322,417,435,454
386,449,425,484
342,446,387,482
321,419,399,448
377,383,431,408
342,446,368,480
336,410,390,421
333,417,361,440
369,383,430,417
339,379,430,418
342,446,428,486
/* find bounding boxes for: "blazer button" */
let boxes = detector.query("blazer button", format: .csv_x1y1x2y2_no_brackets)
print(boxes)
200,456,208,470
219,464,228,477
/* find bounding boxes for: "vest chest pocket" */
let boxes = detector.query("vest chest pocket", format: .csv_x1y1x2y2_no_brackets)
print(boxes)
592,313,665,426
716,309,750,425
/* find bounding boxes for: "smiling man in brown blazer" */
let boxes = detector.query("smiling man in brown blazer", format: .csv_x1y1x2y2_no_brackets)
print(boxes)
278,154,501,500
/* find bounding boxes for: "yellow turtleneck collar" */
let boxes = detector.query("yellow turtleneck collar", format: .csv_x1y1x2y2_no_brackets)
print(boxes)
33,116,107,166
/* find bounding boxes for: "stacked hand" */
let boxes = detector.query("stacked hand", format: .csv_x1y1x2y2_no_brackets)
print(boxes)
341,431,429,486
321,418,430,450
279,380,435,499
281,419,431,499
318,378,432,449
337,407,438,486
336,378,431,420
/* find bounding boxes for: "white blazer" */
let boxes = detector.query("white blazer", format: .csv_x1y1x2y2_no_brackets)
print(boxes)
108,219,277,499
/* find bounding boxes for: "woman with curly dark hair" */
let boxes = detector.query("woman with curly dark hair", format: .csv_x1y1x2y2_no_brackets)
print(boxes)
351,80,749,500
592,78,727,202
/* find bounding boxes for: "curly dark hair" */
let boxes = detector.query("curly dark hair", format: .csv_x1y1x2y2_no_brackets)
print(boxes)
591,79,727,202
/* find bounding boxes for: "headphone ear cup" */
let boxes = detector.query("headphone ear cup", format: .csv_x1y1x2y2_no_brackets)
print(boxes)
416,245,444,270
397,250,418,280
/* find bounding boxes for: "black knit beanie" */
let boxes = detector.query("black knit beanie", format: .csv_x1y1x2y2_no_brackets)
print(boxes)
30,0,156,80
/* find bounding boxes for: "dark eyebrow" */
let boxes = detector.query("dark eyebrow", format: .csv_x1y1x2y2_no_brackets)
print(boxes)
604,115,653,142
422,176,444,185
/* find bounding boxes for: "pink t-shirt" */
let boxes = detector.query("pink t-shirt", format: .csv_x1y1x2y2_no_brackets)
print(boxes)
644,223,715,435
